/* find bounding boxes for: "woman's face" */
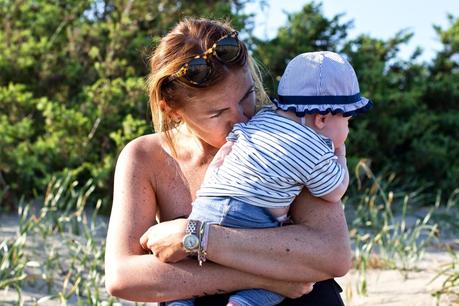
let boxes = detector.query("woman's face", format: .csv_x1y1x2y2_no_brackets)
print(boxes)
176,68,256,148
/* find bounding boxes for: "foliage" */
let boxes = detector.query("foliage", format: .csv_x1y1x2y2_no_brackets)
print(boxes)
341,22,458,194
252,1,352,94
0,0,256,210
0,0,457,208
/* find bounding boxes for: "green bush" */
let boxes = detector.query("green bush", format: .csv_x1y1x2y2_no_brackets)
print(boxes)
0,0,255,210
0,1,457,209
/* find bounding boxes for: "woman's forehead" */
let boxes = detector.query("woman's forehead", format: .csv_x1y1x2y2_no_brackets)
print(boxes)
189,69,253,110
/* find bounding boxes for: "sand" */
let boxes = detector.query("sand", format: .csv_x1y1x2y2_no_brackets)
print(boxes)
336,251,456,305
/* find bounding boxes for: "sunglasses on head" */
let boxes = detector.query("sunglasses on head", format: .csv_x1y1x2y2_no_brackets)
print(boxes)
166,31,243,86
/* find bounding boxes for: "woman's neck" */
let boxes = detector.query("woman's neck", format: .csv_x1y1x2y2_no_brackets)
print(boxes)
173,125,218,166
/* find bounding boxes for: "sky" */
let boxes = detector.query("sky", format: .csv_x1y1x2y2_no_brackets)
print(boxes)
245,0,459,62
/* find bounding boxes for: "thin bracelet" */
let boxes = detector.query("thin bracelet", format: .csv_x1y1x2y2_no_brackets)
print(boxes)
198,222,210,266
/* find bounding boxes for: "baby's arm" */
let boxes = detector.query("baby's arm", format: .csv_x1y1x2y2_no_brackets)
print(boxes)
320,145,349,203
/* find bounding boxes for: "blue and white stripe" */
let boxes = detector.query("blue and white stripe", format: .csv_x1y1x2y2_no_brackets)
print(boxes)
197,108,345,208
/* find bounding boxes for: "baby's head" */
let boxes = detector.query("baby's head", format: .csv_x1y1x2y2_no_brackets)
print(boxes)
274,51,372,148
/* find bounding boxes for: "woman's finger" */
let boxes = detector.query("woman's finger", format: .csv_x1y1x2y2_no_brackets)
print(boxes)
139,228,149,250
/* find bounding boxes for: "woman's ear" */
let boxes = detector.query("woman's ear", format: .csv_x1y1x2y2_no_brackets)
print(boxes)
159,99,174,114
313,114,328,129
160,99,182,123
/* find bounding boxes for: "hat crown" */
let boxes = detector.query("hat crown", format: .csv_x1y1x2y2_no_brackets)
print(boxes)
278,51,360,97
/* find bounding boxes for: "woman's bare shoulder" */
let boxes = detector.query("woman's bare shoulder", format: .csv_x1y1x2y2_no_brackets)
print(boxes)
115,133,191,220
119,133,163,160
115,133,172,176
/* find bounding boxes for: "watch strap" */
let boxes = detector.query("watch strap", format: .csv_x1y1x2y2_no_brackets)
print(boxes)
186,219,201,236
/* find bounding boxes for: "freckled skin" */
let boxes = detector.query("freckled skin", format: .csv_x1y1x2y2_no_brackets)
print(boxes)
105,68,352,302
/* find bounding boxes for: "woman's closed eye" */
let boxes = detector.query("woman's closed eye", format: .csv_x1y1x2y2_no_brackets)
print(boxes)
209,88,255,119
210,110,225,118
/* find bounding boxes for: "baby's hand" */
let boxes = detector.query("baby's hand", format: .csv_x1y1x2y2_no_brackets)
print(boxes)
208,141,234,169
334,143,346,157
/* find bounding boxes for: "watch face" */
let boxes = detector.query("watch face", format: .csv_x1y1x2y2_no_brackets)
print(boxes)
183,234,199,250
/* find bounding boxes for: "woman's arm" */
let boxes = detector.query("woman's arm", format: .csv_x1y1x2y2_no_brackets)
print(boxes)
145,189,352,283
207,190,352,282
106,256,313,302
104,137,313,302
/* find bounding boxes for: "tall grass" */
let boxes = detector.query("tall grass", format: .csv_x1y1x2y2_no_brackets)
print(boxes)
432,246,459,305
0,174,126,305
344,160,441,295
431,189,459,305
0,226,27,301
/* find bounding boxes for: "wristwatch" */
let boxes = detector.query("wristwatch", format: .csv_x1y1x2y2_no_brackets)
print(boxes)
183,220,201,253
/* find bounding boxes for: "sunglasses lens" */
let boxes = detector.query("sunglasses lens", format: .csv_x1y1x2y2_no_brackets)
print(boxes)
215,37,240,62
186,57,211,84
168,33,242,85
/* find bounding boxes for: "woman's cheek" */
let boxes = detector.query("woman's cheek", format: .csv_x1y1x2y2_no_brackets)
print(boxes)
245,98,257,118
208,122,231,145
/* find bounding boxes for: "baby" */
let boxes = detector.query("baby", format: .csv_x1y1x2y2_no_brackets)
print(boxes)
170,51,372,306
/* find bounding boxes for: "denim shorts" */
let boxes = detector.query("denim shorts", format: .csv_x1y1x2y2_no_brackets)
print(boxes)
188,196,280,229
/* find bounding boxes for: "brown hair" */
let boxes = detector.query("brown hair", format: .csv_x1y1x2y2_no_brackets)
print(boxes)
147,17,269,155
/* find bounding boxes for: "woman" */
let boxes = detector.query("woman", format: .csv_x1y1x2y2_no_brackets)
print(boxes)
105,17,352,305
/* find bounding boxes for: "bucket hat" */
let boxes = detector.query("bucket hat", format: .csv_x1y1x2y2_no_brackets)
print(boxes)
273,51,372,116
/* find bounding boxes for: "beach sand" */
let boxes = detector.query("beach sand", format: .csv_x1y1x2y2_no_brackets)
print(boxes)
336,251,455,306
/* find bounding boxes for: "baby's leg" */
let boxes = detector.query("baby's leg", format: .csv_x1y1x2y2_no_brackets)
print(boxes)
218,200,284,305
190,199,284,305
227,289,284,306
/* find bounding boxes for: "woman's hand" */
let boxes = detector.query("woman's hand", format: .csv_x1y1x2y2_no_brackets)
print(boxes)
139,218,188,263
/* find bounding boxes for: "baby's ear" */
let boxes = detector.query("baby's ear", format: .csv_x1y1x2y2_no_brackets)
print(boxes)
313,114,328,129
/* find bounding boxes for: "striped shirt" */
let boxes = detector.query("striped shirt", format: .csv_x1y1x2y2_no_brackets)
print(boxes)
196,107,345,208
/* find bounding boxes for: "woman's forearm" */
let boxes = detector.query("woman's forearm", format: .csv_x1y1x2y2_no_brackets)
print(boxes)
106,255,259,302
206,190,352,282
105,254,309,302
